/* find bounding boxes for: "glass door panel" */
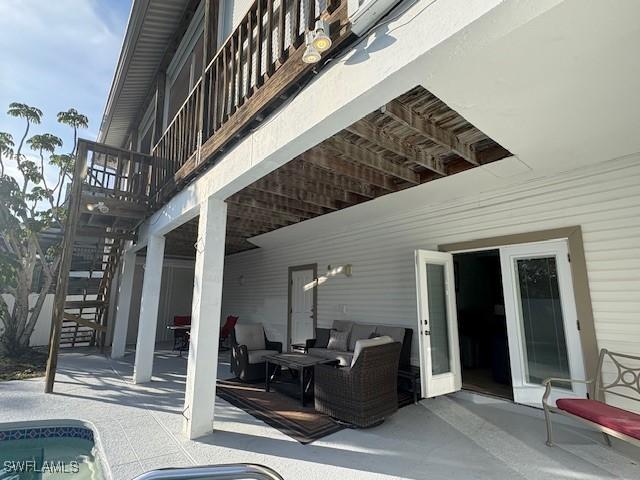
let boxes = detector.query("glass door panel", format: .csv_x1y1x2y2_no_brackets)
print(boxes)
426,264,451,375
515,256,571,384
500,241,586,405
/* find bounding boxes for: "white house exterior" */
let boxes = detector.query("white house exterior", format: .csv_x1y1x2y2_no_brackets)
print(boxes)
95,0,640,440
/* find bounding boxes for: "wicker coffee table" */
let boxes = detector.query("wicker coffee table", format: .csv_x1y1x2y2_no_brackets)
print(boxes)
264,353,336,407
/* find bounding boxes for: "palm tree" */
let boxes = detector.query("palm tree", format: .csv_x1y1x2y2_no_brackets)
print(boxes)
57,108,88,155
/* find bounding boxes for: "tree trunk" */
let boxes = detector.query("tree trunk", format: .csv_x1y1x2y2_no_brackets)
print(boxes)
2,247,37,355
20,259,58,347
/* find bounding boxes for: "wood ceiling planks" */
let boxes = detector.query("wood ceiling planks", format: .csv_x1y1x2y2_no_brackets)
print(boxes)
163,86,511,256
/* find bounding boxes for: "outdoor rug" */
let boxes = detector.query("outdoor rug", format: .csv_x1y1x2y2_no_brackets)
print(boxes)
216,378,414,444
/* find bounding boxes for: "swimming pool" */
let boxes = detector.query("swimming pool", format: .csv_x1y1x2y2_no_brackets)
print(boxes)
0,420,106,479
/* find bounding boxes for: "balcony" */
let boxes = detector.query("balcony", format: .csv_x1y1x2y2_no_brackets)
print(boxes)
150,0,351,204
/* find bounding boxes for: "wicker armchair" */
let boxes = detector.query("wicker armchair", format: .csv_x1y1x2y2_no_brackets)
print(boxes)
314,341,401,427
231,324,282,382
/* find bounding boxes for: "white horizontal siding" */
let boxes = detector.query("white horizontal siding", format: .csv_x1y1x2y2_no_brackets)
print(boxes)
127,260,195,345
221,156,640,410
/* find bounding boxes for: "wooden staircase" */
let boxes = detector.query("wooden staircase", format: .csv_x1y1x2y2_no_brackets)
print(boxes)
52,139,153,351
60,236,122,348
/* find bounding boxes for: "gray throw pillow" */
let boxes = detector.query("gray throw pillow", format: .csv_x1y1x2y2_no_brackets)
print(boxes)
327,329,349,351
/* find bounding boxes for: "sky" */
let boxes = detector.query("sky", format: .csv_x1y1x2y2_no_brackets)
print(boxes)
0,0,132,188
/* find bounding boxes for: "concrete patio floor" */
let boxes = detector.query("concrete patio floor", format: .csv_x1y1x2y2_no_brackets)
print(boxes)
0,349,638,480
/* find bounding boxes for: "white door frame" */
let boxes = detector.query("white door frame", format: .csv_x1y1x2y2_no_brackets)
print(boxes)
500,240,587,405
415,250,462,398
445,238,588,406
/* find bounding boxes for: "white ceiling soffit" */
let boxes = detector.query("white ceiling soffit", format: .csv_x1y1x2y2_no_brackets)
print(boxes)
98,0,192,148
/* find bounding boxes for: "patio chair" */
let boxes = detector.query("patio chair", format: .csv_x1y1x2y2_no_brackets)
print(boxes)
219,315,238,351
314,337,401,428
231,324,282,381
172,315,191,351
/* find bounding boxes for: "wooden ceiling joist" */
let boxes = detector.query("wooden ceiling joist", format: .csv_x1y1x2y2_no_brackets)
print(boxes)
226,194,313,221
279,160,377,199
301,149,398,192
249,180,349,210
382,99,480,166
324,136,422,185
240,188,328,215
227,204,302,224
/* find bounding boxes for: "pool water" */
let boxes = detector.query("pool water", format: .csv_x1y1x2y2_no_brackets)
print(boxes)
0,432,104,480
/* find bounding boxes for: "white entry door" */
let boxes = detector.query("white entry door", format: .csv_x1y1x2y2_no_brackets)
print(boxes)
500,241,587,406
289,267,316,348
415,250,462,398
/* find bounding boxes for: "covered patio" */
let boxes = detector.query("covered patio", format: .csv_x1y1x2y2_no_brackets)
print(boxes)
2,349,638,479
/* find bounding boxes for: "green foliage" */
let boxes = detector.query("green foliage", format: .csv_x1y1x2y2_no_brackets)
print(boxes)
0,251,18,290
49,153,74,171
7,103,42,124
27,133,63,153
57,108,88,130
0,132,14,156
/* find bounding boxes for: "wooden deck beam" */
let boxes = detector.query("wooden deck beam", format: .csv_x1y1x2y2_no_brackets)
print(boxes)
238,188,328,215
325,137,422,185
346,119,447,176
283,157,379,198
302,149,398,192
382,100,480,166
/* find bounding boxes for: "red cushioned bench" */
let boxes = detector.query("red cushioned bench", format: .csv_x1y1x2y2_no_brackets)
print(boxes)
542,349,640,448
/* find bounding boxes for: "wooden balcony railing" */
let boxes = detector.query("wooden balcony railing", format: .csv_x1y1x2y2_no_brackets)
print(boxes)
81,139,153,206
151,80,202,195
150,0,350,203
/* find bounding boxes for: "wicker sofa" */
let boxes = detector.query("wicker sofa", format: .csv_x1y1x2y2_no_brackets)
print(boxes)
230,324,282,381
314,339,402,427
305,320,413,368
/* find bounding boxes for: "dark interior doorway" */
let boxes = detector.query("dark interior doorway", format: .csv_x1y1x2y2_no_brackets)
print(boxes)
454,249,513,400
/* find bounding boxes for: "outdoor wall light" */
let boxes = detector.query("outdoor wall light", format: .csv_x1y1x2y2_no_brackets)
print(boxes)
312,20,332,52
86,201,109,214
304,264,353,291
302,20,331,64
302,35,322,64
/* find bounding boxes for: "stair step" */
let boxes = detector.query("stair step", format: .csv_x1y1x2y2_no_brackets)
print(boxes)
64,299,106,309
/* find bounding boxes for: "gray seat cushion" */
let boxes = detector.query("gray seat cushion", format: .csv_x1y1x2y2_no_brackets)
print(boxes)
308,348,354,367
348,323,377,351
247,349,278,364
235,324,266,350
375,325,405,344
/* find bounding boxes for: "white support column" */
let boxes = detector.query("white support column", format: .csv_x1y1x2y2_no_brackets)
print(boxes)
133,235,165,383
183,197,227,439
111,245,136,359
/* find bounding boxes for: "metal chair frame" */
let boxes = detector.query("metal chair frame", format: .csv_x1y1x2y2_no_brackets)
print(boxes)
543,348,640,448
